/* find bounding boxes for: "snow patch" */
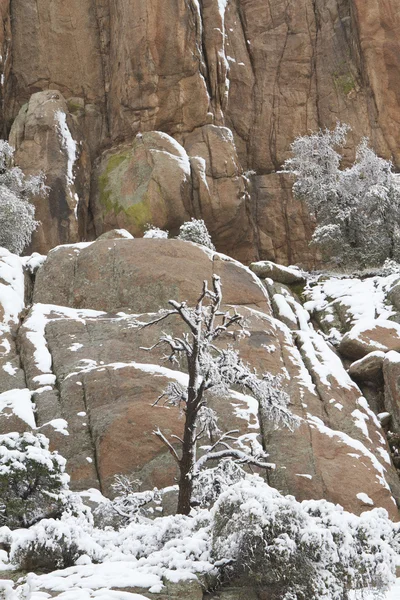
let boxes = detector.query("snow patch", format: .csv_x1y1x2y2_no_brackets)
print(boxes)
356,492,374,506
0,388,35,428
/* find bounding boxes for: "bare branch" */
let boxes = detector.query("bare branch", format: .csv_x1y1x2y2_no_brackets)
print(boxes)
205,429,240,454
170,434,184,444
153,428,181,464
169,300,198,334
140,309,178,329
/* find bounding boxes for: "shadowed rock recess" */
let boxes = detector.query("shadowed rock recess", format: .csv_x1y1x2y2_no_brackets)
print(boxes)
0,0,399,264
1,239,400,520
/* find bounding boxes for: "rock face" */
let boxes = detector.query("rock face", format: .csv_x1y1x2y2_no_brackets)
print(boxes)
0,0,399,263
9,91,91,254
339,321,400,360
1,239,399,519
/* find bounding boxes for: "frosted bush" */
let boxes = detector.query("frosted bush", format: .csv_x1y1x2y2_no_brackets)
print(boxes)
192,461,247,508
283,124,400,268
143,224,168,239
89,509,214,578
177,218,215,250
108,475,162,523
0,140,46,255
212,477,397,600
379,258,400,276
0,432,70,529
9,514,104,571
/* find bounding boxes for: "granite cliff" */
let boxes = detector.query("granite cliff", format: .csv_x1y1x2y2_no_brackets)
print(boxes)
0,0,399,265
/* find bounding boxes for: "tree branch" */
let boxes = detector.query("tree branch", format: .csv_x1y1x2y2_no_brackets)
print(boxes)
140,309,178,329
193,448,275,475
153,428,181,464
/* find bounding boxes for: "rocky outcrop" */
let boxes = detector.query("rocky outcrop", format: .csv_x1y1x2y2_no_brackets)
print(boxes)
1,239,399,518
339,322,400,360
0,0,399,263
304,272,400,486
250,260,305,285
9,91,91,254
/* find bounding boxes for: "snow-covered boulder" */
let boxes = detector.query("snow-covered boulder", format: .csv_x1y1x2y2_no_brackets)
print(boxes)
250,260,306,284
96,229,134,240
349,351,386,382
339,320,400,360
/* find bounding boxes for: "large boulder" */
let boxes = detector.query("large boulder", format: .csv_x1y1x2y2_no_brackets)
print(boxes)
349,351,386,383
250,259,306,285
9,91,91,254
33,239,269,313
339,321,400,360
90,132,192,239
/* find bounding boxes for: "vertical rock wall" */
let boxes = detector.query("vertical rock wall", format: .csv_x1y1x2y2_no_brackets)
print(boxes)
0,0,399,263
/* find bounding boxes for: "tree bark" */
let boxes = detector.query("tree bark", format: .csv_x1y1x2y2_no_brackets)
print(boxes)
177,350,200,515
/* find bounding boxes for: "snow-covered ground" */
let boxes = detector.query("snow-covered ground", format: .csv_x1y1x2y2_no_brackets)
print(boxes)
304,271,399,343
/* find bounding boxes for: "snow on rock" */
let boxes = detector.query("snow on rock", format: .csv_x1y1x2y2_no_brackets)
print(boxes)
2,362,17,376
22,252,47,274
296,329,356,391
42,418,69,436
304,273,399,347
356,492,374,505
339,319,400,360
0,388,35,428
307,415,390,491
250,260,305,284
272,293,298,328
348,350,385,382
21,303,106,381
55,110,79,219
0,248,25,332
97,229,134,241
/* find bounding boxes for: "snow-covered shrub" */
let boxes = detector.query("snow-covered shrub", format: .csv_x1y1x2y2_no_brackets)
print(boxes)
94,509,213,572
177,218,215,250
212,478,396,599
283,124,400,268
193,460,246,509
108,475,162,523
143,224,168,239
0,140,46,255
379,258,400,276
0,432,69,529
9,513,104,571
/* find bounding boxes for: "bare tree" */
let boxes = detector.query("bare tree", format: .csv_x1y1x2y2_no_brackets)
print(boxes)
142,275,297,515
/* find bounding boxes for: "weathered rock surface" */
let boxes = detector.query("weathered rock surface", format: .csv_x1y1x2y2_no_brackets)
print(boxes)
383,352,400,434
9,91,91,255
1,0,399,264
250,260,305,285
349,351,386,383
339,321,400,360
90,132,192,240
1,239,399,518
